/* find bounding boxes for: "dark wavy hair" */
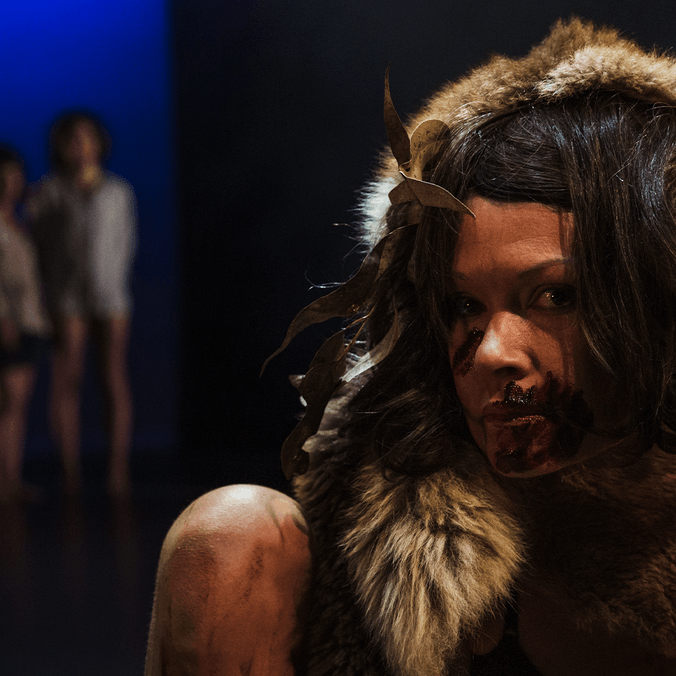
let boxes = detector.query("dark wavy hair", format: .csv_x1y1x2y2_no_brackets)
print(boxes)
49,110,111,173
346,92,676,476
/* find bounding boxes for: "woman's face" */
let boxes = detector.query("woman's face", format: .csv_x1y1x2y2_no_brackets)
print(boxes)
62,120,102,169
448,196,623,477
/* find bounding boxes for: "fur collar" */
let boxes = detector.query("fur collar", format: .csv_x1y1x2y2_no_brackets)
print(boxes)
295,439,676,676
509,446,676,658
339,459,524,676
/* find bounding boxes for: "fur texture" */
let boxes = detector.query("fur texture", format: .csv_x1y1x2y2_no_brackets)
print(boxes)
293,18,676,676
294,427,524,676
340,461,523,676
509,446,676,658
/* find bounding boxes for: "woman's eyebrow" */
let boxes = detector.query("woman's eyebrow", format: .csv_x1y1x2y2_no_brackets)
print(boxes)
517,257,573,280
451,258,572,282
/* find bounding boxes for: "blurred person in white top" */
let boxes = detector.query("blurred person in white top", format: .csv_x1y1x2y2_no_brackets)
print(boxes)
30,113,137,496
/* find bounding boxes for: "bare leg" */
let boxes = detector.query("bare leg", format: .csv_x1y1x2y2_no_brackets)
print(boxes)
91,315,132,495
50,316,88,492
145,485,311,676
0,364,36,500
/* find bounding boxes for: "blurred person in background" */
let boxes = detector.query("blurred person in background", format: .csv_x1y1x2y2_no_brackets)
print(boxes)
0,146,50,501
30,112,137,496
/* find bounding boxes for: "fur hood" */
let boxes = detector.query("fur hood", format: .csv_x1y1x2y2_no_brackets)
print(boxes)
293,18,676,676
359,16,676,247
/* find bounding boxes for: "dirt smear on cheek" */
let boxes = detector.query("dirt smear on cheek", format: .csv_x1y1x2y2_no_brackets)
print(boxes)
452,328,484,376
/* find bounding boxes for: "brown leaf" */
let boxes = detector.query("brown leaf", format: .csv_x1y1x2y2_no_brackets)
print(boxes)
384,65,411,167
388,179,416,204
402,173,475,215
342,308,400,383
281,330,347,478
261,226,410,375
406,119,449,180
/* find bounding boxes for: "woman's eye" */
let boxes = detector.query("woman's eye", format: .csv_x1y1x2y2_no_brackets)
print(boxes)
450,295,483,317
535,286,576,310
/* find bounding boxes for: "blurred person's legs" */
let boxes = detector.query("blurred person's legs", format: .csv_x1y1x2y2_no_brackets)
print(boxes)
51,315,87,492
0,363,36,499
91,315,132,495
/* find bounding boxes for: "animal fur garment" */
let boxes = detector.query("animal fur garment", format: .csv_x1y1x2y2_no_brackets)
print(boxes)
295,444,524,676
292,18,676,676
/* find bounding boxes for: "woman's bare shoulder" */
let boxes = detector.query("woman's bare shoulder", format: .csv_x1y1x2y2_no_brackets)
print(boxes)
165,484,306,543
145,484,310,676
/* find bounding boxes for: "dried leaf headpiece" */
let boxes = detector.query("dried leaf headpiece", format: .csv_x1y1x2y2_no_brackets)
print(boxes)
384,66,474,223
265,70,473,478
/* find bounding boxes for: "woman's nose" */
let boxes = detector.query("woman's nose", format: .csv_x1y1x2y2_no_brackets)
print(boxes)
474,311,533,380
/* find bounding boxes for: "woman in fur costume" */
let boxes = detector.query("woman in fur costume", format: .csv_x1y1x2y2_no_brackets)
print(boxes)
145,18,676,676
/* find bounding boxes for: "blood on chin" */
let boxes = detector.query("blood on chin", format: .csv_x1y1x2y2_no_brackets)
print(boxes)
485,417,570,477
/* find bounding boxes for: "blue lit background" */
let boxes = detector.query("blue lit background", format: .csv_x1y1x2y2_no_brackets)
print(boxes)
0,0,177,456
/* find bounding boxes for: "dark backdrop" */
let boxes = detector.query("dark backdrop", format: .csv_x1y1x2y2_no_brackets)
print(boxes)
172,0,676,486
